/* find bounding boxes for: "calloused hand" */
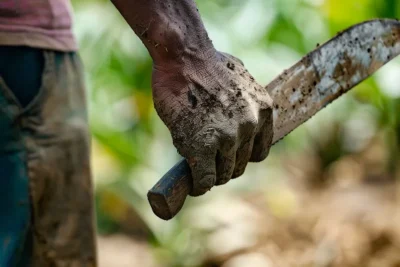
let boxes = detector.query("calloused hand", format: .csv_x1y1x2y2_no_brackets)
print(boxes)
152,49,274,196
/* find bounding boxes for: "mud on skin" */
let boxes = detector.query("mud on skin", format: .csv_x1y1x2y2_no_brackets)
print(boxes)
111,0,274,196
152,50,274,196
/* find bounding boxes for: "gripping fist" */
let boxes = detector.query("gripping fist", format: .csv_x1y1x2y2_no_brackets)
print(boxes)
152,50,274,196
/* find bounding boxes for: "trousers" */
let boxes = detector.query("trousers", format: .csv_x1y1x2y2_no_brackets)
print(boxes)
0,46,97,266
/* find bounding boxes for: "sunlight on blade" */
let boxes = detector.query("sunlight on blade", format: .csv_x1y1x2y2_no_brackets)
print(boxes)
266,19,400,144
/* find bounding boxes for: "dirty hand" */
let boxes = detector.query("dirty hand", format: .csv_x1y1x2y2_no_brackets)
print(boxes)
152,49,274,196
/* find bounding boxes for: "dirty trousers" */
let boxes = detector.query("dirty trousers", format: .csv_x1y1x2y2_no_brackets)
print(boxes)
0,46,97,266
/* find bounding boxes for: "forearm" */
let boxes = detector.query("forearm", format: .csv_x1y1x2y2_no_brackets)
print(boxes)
111,0,215,66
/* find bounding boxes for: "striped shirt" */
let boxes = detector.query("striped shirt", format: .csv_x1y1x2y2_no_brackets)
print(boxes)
0,0,77,52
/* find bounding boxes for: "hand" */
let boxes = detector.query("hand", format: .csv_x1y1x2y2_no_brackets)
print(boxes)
152,49,274,196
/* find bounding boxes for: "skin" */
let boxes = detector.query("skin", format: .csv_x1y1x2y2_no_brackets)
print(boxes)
111,0,274,196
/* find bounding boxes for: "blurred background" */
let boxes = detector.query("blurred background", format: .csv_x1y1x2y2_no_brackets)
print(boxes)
71,0,400,266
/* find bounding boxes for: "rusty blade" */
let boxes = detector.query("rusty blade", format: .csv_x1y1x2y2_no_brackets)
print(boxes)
267,19,400,144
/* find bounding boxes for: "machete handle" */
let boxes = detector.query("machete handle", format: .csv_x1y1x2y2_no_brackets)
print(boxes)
147,159,192,220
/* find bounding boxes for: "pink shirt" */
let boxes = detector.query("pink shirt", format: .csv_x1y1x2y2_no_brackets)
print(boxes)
0,0,77,51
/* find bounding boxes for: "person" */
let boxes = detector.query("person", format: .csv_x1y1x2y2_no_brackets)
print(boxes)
0,0,273,265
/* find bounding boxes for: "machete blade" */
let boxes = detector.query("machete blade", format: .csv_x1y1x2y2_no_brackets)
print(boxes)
268,19,400,144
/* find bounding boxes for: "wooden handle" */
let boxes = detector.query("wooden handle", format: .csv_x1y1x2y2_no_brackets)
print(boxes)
147,159,192,220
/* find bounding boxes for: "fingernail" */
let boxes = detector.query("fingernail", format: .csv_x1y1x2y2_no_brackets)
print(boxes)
199,175,215,188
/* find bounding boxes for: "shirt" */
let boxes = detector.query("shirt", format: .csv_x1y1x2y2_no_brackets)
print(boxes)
0,0,77,52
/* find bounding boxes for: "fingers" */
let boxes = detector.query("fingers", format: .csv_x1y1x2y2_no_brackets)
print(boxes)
232,135,255,178
250,109,274,162
186,126,237,195
215,150,236,186
188,150,218,196
187,108,272,195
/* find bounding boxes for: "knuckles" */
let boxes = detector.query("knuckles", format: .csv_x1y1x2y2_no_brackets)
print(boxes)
152,50,275,183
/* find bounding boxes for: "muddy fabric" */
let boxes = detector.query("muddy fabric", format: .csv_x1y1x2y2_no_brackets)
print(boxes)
0,50,96,266
0,97,31,266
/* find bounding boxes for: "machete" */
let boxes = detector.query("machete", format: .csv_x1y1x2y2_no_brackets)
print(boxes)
148,19,400,220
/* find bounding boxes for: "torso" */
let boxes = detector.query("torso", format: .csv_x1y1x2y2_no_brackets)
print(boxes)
0,0,77,52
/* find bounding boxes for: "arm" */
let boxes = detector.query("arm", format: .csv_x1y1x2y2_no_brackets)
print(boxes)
111,0,213,67
111,0,274,196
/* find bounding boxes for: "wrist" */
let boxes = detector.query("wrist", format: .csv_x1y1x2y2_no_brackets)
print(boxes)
146,15,215,67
